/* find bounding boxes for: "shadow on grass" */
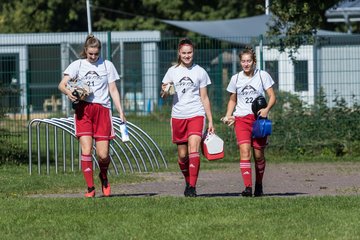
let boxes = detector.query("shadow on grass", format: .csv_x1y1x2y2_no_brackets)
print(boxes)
29,192,307,198
104,193,158,197
198,192,307,197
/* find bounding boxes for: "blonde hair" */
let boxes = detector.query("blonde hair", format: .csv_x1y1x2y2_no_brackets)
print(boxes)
79,34,102,59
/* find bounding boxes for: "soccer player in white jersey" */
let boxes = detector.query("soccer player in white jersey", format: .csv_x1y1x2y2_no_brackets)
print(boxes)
58,34,126,198
161,38,214,197
224,47,276,197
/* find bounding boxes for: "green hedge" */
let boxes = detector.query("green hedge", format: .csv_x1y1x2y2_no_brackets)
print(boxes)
1,88,360,165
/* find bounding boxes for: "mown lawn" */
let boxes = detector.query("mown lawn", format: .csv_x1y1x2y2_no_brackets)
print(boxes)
1,164,360,240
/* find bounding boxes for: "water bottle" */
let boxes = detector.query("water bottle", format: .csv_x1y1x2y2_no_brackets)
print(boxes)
120,122,130,142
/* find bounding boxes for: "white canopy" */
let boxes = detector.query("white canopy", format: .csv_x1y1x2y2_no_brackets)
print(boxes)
163,14,270,45
163,14,348,45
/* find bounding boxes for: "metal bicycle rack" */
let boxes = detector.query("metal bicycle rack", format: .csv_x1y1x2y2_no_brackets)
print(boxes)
28,117,167,175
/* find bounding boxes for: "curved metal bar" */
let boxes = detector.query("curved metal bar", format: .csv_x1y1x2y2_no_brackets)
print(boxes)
36,122,41,174
114,132,143,173
110,138,134,173
46,125,50,175
121,118,168,168
113,119,155,171
126,124,157,169
109,144,126,174
28,117,168,175
113,122,149,172
58,117,142,173
28,120,33,174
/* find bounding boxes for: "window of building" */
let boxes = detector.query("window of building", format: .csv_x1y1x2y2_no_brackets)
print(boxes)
294,60,308,91
265,60,279,91
28,44,61,111
0,54,19,109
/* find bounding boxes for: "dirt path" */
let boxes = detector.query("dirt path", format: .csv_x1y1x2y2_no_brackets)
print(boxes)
113,162,360,197
36,162,360,198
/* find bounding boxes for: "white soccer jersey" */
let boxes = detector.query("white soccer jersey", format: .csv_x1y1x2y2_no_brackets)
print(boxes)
64,58,119,108
226,69,275,117
162,64,211,118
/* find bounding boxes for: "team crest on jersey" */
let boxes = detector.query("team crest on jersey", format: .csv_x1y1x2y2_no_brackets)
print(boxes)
240,85,258,96
83,71,101,82
85,71,99,77
179,76,193,83
177,76,195,88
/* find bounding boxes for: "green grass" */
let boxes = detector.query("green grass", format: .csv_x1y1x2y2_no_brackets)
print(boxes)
1,164,360,240
0,164,155,196
0,195,360,239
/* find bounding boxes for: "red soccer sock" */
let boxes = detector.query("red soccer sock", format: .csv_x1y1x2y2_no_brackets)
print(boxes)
81,154,94,188
255,158,266,184
189,152,200,187
98,156,110,180
178,156,189,184
240,159,252,188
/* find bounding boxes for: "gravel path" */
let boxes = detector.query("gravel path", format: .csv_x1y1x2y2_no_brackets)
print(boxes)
34,162,360,198
113,162,360,197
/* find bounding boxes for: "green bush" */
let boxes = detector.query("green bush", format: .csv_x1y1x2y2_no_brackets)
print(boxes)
269,88,360,158
0,131,28,165
150,87,360,161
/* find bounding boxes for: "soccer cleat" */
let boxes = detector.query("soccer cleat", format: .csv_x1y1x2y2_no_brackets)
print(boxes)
254,183,263,197
99,173,111,197
185,186,197,198
241,187,253,197
184,183,191,197
85,186,95,198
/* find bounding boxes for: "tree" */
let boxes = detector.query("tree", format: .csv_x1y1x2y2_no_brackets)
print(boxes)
91,0,264,36
0,0,265,33
264,0,340,60
0,0,87,32
0,0,346,46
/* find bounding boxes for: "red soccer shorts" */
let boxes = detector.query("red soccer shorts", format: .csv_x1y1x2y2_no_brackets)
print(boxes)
171,116,205,144
74,102,115,141
234,114,267,149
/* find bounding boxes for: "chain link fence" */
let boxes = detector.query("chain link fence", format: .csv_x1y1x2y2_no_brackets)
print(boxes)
1,31,360,165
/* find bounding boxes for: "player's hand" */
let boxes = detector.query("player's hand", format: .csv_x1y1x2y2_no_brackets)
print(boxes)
66,88,78,102
160,83,175,98
220,116,235,126
207,122,215,134
119,112,126,123
257,108,269,118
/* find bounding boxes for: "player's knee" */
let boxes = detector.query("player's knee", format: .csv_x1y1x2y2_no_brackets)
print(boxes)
178,156,188,163
81,147,92,156
254,156,265,162
240,149,251,159
97,152,109,161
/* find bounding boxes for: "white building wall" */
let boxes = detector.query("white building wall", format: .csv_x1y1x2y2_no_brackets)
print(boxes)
259,45,315,105
319,45,360,107
0,31,161,115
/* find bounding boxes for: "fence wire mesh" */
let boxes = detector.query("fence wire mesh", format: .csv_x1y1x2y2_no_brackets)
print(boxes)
1,32,360,166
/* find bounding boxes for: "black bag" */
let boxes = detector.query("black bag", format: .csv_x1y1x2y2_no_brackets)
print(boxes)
252,95,267,117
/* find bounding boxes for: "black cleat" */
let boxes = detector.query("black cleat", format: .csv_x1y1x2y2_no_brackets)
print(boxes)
184,183,190,196
241,187,253,197
254,183,263,197
185,184,197,198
